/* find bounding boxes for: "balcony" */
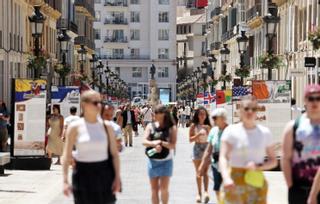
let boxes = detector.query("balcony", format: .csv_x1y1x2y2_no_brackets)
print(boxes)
104,0,128,6
74,36,95,50
221,29,237,42
57,18,78,34
104,36,128,43
246,4,263,28
104,18,128,25
211,7,221,19
210,42,221,51
272,0,287,6
75,0,95,17
100,55,150,60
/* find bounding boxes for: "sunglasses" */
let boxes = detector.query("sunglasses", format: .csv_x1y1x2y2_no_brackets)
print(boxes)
86,100,102,106
212,116,218,120
307,96,320,102
243,107,258,112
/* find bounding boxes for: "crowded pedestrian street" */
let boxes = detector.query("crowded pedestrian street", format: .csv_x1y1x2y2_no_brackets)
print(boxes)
0,127,287,204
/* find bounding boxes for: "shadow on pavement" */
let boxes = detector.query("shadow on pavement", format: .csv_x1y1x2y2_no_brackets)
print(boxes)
0,189,35,193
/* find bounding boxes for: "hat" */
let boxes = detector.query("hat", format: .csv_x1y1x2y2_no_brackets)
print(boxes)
304,84,320,97
211,108,228,118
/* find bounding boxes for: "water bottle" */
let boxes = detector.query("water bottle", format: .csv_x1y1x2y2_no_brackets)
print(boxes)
147,148,157,157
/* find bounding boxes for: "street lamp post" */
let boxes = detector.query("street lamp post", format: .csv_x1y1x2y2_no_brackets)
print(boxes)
196,67,201,94
236,31,249,85
104,62,110,96
97,60,104,93
89,54,98,89
29,6,46,79
220,44,230,90
57,29,70,86
263,13,280,80
208,54,217,92
78,45,87,75
201,61,208,95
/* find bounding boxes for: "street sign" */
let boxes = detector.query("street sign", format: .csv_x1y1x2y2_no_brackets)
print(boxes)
290,69,306,77
305,57,316,67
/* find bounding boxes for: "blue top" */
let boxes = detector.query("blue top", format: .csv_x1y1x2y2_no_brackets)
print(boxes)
207,127,223,169
0,108,9,128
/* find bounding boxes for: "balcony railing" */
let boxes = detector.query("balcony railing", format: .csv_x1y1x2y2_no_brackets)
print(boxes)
211,7,221,18
246,4,262,22
99,55,150,60
104,36,128,43
221,29,237,42
74,36,95,50
104,18,128,25
57,18,78,34
210,42,221,50
75,0,95,17
104,0,128,6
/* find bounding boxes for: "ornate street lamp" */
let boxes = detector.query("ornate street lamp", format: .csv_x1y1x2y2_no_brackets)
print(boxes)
89,54,98,89
104,62,110,96
29,5,46,78
97,60,104,93
220,44,230,90
236,31,249,85
57,29,71,86
78,45,87,75
263,13,280,80
208,54,217,91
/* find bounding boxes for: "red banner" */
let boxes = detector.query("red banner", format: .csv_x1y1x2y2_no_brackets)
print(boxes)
196,0,207,8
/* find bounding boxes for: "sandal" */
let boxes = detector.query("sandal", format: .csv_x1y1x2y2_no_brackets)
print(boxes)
204,192,210,203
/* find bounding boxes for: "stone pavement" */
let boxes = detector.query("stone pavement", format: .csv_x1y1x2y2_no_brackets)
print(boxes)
0,127,288,204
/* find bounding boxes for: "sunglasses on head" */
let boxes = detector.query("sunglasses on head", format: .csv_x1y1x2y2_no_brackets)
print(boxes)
243,106,258,112
307,96,320,102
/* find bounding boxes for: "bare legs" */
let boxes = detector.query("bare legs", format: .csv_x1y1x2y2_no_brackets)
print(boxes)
150,176,171,204
193,160,209,203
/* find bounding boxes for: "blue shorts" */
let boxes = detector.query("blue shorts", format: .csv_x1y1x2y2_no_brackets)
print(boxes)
212,166,222,191
148,159,173,178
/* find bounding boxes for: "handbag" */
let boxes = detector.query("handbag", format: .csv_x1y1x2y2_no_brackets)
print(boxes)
244,170,265,188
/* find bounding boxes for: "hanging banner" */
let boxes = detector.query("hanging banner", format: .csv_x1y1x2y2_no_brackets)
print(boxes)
216,89,233,124
51,86,81,118
13,79,47,156
196,93,204,107
232,86,252,124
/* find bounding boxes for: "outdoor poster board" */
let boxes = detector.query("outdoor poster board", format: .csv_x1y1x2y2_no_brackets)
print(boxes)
216,90,233,124
13,79,47,156
252,80,291,152
51,86,81,118
231,86,252,124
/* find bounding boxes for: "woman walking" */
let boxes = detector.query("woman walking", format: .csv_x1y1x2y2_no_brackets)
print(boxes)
47,104,64,164
62,90,121,204
219,96,277,204
189,107,211,203
143,105,177,204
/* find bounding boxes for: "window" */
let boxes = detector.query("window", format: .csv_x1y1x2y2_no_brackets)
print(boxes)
94,29,101,40
112,49,124,59
131,0,139,4
95,0,101,3
159,0,169,4
202,25,206,35
158,29,169,40
158,67,169,78
130,29,140,40
115,67,120,75
95,48,101,57
201,42,206,55
132,67,142,78
130,48,140,58
95,11,101,21
159,12,169,22
158,48,169,59
130,11,140,22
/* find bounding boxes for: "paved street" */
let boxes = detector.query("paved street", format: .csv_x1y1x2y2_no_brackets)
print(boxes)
0,127,287,204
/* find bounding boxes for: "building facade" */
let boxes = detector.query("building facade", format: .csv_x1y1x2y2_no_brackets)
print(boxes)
94,0,177,101
0,0,61,107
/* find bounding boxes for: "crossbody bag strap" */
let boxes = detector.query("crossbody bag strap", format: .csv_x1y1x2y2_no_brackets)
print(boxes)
103,122,112,155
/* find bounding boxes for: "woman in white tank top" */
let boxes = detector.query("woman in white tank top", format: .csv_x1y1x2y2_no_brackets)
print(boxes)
61,90,121,204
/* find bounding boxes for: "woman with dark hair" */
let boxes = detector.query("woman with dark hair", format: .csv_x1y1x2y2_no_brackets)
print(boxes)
47,104,64,164
189,106,211,203
143,105,177,204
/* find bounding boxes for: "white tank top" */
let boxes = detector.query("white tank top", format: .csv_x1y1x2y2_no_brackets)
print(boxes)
72,118,109,162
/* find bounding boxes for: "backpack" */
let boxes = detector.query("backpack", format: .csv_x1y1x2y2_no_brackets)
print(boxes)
293,116,304,158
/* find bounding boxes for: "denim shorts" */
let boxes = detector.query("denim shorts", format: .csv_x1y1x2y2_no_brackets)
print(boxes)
192,143,208,160
148,159,173,178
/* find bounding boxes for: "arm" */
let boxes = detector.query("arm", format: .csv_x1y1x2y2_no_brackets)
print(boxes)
281,121,294,188
308,168,320,204
59,116,64,137
162,125,177,150
61,124,77,196
189,124,200,143
198,144,213,176
105,123,121,181
219,140,234,188
142,124,161,147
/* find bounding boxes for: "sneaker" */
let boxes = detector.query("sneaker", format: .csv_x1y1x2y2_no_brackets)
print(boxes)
204,192,210,203
196,195,201,203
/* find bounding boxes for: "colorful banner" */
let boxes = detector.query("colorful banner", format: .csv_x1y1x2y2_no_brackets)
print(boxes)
13,79,47,156
196,93,204,107
252,80,291,103
51,86,81,118
216,90,233,124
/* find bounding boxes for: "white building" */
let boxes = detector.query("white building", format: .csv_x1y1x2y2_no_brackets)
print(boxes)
94,0,177,101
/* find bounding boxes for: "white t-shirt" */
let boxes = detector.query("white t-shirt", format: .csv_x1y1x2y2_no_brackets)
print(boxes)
185,106,191,116
142,107,152,122
127,111,132,124
221,123,273,168
64,115,80,126
109,120,122,140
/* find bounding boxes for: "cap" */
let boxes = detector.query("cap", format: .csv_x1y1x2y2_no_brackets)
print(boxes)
304,84,320,97
211,108,228,118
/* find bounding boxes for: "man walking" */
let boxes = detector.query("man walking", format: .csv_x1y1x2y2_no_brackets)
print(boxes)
142,105,153,129
62,107,80,141
282,85,320,204
121,104,136,147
